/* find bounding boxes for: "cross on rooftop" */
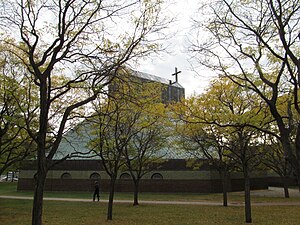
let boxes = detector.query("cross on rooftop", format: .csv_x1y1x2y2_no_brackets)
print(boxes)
171,67,181,84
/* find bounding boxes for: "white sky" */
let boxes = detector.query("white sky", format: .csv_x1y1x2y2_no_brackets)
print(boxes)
137,0,214,97
3,0,213,97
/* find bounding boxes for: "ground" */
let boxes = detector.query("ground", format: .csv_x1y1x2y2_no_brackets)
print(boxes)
0,183,300,225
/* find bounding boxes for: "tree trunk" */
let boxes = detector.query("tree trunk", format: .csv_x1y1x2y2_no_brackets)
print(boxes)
107,178,116,220
296,173,300,192
282,176,290,198
244,173,252,223
31,75,48,225
295,125,300,192
221,171,228,207
133,179,140,206
276,116,300,191
31,172,47,225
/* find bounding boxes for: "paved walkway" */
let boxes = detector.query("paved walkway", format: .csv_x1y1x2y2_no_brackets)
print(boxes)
1,195,300,206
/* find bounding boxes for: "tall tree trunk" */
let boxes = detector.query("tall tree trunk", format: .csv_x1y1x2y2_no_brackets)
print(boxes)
31,76,48,225
220,171,228,207
295,125,300,192
282,176,290,198
296,173,300,192
31,172,47,225
244,172,252,223
107,178,116,220
133,179,140,206
276,111,300,192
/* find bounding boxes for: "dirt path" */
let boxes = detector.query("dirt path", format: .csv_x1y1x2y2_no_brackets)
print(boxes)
1,194,300,206
250,186,300,197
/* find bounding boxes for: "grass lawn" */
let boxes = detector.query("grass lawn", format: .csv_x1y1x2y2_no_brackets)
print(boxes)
1,198,300,225
1,182,300,224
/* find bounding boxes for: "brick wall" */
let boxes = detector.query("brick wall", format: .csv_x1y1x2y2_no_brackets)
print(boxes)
17,177,269,193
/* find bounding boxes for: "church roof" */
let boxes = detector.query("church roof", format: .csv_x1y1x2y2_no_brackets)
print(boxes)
55,122,189,160
131,70,184,89
54,70,186,160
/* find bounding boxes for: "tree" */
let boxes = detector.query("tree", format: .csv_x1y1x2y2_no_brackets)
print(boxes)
177,119,232,206
89,70,168,217
89,88,141,220
190,0,300,192
262,137,293,198
0,51,36,175
125,121,167,206
0,1,169,224
89,97,132,221
226,128,263,224
177,77,267,223
122,82,168,206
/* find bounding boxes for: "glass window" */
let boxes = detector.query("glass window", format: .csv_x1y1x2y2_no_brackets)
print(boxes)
151,173,163,180
90,172,100,180
120,173,131,180
61,172,72,179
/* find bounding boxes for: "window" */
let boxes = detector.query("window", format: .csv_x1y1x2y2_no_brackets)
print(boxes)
120,173,131,180
90,172,100,180
151,173,163,180
61,172,72,179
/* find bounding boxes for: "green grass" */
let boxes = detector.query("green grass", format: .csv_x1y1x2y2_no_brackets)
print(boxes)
1,183,300,224
1,198,300,225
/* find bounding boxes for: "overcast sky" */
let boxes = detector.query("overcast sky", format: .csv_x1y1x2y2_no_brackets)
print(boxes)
136,0,214,97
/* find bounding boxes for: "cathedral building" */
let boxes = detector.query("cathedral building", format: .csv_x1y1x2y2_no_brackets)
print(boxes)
17,69,270,193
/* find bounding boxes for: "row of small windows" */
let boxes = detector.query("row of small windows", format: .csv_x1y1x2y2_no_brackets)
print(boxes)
59,172,163,180
61,172,101,180
119,172,163,180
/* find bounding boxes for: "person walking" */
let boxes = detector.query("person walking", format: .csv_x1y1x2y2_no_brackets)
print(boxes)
93,181,100,202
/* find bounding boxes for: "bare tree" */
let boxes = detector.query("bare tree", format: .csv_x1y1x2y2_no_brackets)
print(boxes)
0,1,169,224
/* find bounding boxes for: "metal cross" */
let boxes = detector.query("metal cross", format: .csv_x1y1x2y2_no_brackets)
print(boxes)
172,67,181,83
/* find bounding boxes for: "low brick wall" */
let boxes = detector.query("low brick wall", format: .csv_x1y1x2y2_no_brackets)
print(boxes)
17,160,271,193
17,177,269,193
267,176,297,187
